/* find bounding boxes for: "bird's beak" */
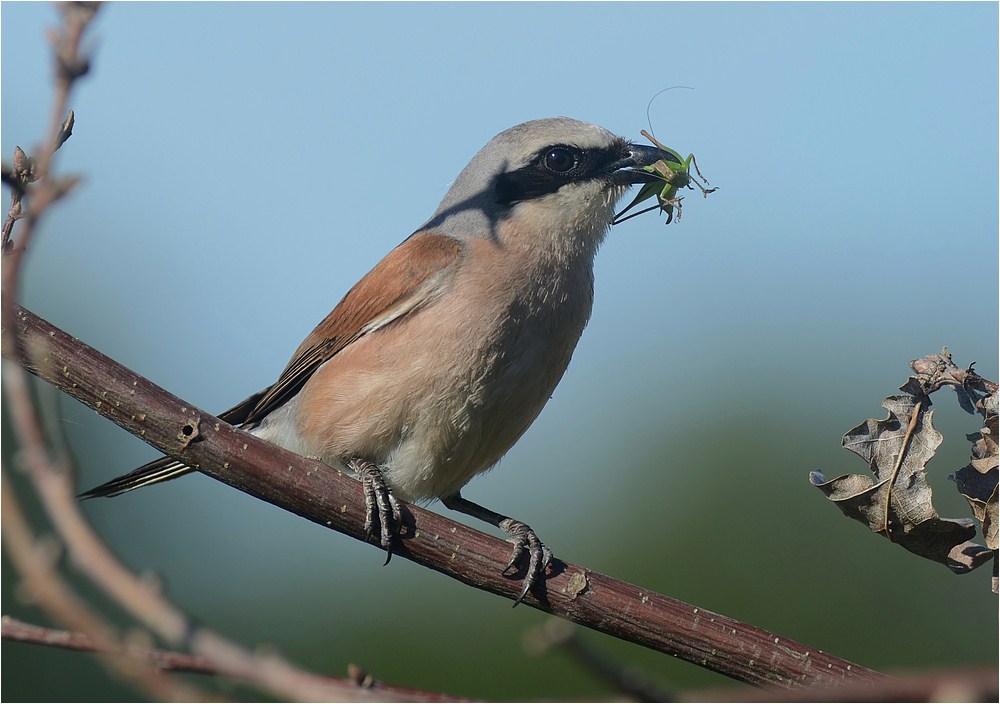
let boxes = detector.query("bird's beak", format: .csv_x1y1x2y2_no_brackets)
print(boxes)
610,144,681,186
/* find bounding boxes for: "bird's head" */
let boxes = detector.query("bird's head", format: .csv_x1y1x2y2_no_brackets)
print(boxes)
423,118,664,256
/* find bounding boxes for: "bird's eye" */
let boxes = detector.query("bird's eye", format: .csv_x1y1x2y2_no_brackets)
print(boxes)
543,147,577,174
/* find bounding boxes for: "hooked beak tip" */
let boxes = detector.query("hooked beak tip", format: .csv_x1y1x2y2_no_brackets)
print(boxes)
611,143,680,186
626,144,666,169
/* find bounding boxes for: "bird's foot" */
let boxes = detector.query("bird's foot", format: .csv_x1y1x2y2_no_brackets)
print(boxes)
498,518,552,606
349,459,402,564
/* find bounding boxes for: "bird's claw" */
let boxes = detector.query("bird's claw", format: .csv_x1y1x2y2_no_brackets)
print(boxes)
498,518,552,606
351,460,402,564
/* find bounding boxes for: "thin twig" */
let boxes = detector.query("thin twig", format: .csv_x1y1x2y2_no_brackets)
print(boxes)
1,617,474,702
525,618,675,702
1,473,209,700
2,2,95,297
1,6,464,701
0,3,201,698
2,616,216,675
0,4,196,697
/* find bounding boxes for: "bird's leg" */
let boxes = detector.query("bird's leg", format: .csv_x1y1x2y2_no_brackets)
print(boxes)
441,492,552,606
348,458,402,564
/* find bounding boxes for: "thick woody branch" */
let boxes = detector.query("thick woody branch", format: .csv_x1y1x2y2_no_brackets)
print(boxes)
4,304,887,690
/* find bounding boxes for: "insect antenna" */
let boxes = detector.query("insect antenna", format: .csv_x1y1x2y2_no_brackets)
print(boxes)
645,85,694,154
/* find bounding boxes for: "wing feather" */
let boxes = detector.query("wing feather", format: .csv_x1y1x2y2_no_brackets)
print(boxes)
81,231,464,499
240,231,463,426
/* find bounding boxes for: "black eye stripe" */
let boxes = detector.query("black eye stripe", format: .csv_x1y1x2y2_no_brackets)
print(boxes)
494,140,629,206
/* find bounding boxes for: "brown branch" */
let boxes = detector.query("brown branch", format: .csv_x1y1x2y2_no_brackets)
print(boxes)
2,616,217,676
524,618,997,703
1,617,474,702
1,471,209,701
3,304,889,691
525,617,674,702
0,4,206,699
1,1,95,289
683,666,999,703
2,372,456,703
3,445,403,702
1,6,466,701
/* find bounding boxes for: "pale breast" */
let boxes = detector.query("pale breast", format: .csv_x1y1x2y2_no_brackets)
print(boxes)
293,236,596,502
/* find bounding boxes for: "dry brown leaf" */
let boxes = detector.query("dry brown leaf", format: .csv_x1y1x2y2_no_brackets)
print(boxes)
811,352,998,588
952,390,998,553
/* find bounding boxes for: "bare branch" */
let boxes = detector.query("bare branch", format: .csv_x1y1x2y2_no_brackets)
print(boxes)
4,304,888,691
525,617,674,702
0,4,203,698
2,616,217,676
1,6,466,701
1,471,209,700
683,666,998,703
524,618,997,703
1,617,475,702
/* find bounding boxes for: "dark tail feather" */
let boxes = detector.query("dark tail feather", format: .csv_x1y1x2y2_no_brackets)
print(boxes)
79,456,195,499
79,386,271,500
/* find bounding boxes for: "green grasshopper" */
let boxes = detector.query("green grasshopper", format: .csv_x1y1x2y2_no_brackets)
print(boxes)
613,130,717,225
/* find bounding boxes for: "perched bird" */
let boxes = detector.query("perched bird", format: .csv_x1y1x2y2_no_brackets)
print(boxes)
82,117,667,603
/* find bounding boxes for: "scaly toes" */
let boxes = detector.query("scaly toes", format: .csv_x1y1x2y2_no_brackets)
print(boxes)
499,518,552,606
351,459,401,563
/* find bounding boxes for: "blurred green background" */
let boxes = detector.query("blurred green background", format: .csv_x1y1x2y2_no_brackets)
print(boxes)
2,2,997,701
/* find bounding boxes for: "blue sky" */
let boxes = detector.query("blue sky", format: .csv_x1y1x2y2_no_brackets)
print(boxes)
3,2,997,699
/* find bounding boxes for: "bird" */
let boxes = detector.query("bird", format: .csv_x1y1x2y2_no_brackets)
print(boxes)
81,117,669,604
